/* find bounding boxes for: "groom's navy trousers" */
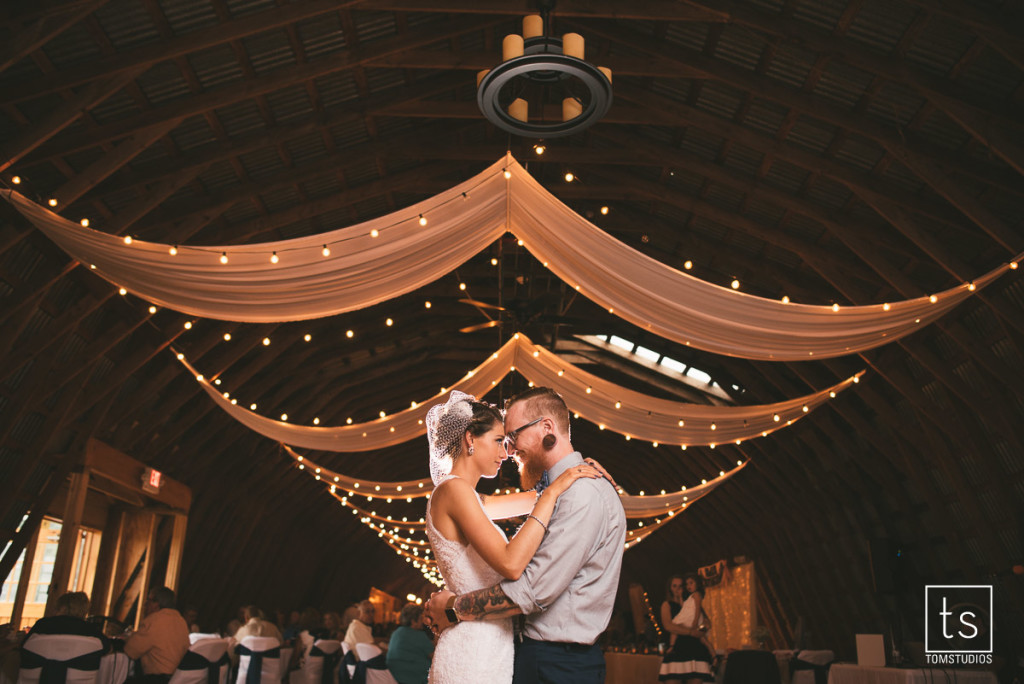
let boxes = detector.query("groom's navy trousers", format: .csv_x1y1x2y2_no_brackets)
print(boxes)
512,636,606,684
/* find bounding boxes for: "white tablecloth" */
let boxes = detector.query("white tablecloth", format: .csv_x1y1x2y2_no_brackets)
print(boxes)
827,663,996,684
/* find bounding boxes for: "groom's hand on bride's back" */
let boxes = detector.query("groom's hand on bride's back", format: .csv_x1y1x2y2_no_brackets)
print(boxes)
423,590,456,637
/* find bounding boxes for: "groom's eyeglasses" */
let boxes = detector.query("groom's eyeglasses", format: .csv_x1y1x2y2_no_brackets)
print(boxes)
502,417,543,454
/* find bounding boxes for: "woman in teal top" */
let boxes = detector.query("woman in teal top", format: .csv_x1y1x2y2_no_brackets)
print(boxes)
387,603,434,684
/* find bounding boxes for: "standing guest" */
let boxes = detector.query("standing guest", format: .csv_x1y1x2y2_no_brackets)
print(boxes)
123,586,190,684
385,604,432,684
342,601,384,658
25,591,107,642
658,574,714,683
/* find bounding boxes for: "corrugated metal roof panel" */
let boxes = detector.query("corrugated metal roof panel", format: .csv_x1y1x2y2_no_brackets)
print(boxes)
259,186,301,214
88,90,144,125
162,0,222,35
188,44,245,90
712,25,767,72
792,0,848,31
284,133,330,167
743,99,789,138
169,116,218,151
94,1,161,50
954,46,1024,104
787,118,841,155
265,84,314,124
197,161,244,194
812,61,875,109
296,14,348,56
764,43,818,90
314,72,362,109
904,15,976,78
663,20,710,51
136,61,194,107
761,158,809,194
354,11,398,43
241,29,298,77
846,0,918,55
41,23,104,69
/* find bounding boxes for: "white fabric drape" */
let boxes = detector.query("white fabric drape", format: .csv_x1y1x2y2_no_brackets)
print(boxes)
8,153,1015,359
286,444,745,520
180,333,862,451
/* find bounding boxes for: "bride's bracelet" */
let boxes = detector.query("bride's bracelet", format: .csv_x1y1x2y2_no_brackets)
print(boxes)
526,514,548,532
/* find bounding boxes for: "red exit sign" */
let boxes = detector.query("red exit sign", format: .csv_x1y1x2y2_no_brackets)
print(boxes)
142,467,163,494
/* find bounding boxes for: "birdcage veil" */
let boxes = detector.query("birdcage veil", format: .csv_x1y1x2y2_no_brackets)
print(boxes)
425,390,477,485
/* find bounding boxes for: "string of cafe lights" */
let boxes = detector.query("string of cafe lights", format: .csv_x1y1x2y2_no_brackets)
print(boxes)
7,168,1013,321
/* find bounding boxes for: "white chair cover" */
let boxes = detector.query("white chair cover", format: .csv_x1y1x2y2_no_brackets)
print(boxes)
169,638,231,684
18,634,104,684
300,640,339,684
235,637,281,684
190,634,223,646
363,669,398,684
97,652,130,684
277,648,291,684
796,650,834,665
352,645,380,663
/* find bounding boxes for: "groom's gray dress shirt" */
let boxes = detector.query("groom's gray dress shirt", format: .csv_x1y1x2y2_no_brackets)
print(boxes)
500,451,627,645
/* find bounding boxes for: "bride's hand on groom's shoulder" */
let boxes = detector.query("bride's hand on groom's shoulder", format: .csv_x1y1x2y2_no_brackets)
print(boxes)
423,590,456,637
584,457,619,489
547,463,603,497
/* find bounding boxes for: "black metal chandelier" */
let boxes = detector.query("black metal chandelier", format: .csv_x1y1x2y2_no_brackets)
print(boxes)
476,8,612,139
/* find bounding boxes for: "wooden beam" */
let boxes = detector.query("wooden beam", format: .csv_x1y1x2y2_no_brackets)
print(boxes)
0,0,367,105
0,0,110,74
44,469,91,614
900,0,1024,71
0,66,146,173
353,0,729,22
23,17,498,160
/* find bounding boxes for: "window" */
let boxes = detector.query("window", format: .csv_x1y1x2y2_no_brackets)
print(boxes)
634,346,660,363
685,367,713,384
608,335,633,352
660,357,686,374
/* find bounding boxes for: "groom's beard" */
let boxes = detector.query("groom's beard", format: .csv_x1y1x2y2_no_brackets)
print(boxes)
515,453,545,491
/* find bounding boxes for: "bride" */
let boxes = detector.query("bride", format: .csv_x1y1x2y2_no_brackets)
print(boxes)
424,391,600,684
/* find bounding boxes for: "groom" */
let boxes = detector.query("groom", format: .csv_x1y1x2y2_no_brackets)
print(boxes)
425,387,626,683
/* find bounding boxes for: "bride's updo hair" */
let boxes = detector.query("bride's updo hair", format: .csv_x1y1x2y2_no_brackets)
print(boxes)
450,401,502,458
426,391,503,484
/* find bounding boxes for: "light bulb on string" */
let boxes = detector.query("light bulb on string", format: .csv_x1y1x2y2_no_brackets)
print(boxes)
418,215,427,226
683,260,693,270
386,318,393,326
564,172,574,182
600,206,609,215
304,334,311,342
346,330,354,338
11,176,20,184
169,245,178,255
148,306,157,314
270,252,279,263
48,198,58,207
123,235,132,244
781,295,790,304
219,252,228,264
223,333,231,341
118,288,127,296
80,218,89,227
262,337,271,346
321,245,330,257
503,169,511,179
183,321,192,330
731,279,740,289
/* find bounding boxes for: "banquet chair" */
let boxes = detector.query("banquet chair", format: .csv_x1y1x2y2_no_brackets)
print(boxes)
276,648,291,684
235,637,281,684
168,637,231,684
18,633,105,684
190,635,223,646
297,640,340,684
97,650,130,684
336,647,355,684
722,649,781,684
350,646,392,684
790,650,834,684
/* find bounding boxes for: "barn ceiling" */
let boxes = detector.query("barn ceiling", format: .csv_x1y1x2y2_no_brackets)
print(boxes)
1,0,1022,653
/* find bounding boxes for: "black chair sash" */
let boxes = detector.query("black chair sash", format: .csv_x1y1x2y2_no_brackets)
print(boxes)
308,645,341,684
351,654,387,684
336,650,356,684
178,650,230,684
235,645,280,684
790,655,832,684
21,647,103,684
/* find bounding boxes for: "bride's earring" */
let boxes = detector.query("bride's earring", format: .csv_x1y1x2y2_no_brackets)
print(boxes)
468,444,475,455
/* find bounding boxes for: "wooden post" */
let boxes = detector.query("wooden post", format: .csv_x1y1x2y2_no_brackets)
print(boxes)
9,524,41,630
135,512,158,629
163,514,188,593
101,509,126,616
44,469,90,616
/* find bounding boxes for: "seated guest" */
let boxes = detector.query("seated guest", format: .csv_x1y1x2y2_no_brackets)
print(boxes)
123,586,190,684
322,612,342,640
342,601,384,659
26,591,108,643
233,606,282,643
231,605,282,664
385,604,432,684
294,608,326,669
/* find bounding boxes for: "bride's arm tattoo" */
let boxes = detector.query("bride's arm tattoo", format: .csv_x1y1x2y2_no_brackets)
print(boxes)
454,585,524,621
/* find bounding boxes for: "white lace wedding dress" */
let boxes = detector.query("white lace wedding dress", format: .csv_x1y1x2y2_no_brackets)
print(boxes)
425,475,514,683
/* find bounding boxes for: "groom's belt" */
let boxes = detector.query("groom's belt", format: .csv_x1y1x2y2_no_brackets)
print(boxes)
519,636,594,653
